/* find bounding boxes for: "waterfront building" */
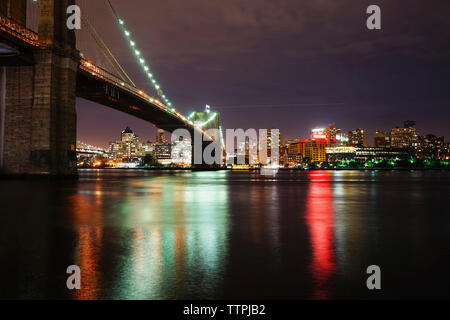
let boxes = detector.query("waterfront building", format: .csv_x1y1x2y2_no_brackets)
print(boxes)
374,130,391,148
390,121,418,149
348,128,368,147
141,141,155,154
355,147,411,161
286,139,305,165
416,134,445,159
326,146,411,162
311,128,330,142
287,139,305,156
304,139,328,163
326,146,357,162
154,142,172,163
108,127,144,161
280,145,289,166
444,143,450,160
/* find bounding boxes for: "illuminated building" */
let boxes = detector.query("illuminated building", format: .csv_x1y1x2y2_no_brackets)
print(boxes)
305,127,332,163
374,130,390,148
311,125,347,146
311,128,329,141
444,143,450,160
326,146,357,162
280,145,288,166
416,134,445,159
325,123,339,143
348,128,367,147
390,121,418,149
142,141,155,154
355,147,410,161
325,123,349,146
156,129,167,143
286,139,305,165
121,126,138,143
109,126,144,161
304,139,328,163
334,132,349,146
287,139,305,155
154,143,172,162
326,146,410,162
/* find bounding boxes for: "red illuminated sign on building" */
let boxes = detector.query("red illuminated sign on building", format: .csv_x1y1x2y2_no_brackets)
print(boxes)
311,129,328,141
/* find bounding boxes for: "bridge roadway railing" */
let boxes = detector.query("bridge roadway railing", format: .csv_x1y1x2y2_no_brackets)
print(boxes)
80,59,218,144
79,58,193,126
0,13,45,48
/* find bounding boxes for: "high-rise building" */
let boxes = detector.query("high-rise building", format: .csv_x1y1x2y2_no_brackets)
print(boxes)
311,128,329,142
121,126,138,142
390,121,418,149
304,139,328,163
109,127,145,161
142,140,155,154
153,143,172,162
286,139,305,166
156,129,167,144
416,134,445,159
325,123,349,146
280,145,289,166
287,139,305,156
374,130,390,148
348,128,367,147
325,123,339,143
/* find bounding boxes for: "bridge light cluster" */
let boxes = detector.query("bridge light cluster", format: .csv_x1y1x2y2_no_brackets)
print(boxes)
116,13,178,116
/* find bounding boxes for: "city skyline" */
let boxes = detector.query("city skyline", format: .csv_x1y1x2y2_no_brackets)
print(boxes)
76,0,450,148
77,114,448,149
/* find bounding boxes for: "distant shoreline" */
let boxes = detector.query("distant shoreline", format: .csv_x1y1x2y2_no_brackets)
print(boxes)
78,167,450,171
2,167,450,180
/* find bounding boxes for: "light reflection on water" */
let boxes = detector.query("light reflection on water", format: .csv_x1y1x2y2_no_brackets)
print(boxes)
0,169,449,299
67,171,230,300
305,171,335,299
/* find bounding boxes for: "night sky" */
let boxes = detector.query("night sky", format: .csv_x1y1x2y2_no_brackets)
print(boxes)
75,0,450,148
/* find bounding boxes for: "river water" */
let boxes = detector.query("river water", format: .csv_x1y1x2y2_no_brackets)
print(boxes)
0,169,449,299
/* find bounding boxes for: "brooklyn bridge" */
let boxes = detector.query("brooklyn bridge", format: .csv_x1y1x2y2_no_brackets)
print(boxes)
0,0,221,175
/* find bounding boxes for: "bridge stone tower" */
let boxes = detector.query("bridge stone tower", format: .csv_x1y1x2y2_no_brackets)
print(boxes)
0,0,78,176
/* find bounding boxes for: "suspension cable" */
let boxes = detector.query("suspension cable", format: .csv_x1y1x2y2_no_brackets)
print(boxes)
81,15,136,87
105,0,177,111
81,17,128,83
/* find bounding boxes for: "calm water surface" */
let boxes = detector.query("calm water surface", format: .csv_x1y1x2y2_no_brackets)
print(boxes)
0,170,449,299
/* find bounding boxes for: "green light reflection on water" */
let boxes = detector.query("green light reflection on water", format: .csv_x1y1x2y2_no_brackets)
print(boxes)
109,172,230,299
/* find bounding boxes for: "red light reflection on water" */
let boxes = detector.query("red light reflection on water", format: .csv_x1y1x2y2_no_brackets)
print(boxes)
68,182,103,300
305,171,335,299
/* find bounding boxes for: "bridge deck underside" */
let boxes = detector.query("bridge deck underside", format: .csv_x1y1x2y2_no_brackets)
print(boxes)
76,69,193,134
0,31,36,65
